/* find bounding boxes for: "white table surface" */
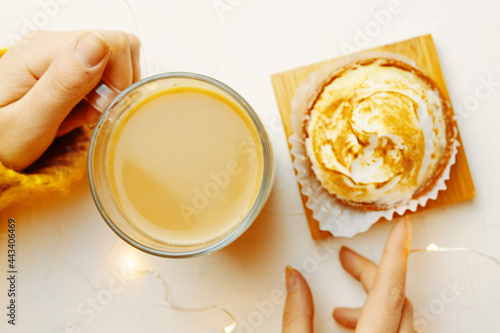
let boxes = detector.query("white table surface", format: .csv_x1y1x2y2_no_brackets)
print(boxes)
1,0,499,332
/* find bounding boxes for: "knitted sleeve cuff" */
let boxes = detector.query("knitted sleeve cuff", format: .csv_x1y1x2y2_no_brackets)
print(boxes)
0,127,91,211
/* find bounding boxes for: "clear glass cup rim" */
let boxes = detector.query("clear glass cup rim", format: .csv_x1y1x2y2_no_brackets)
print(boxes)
88,72,274,258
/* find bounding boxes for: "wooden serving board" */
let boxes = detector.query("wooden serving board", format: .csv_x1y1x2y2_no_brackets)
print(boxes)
271,34,476,240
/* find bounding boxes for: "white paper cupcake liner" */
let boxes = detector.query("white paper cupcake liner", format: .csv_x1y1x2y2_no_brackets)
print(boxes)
290,52,459,238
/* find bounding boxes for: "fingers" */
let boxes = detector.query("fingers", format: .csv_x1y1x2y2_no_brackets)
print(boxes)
23,31,108,122
336,246,414,331
53,31,139,134
335,247,373,329
333,307,361,329
98,31,138,90
56,102,100,137
0,30,69,106
282,267,314,333
58,31,139,134
48,31,141,136
398,299,415,333
339,246,377,293
335,300,415,333
0,30,140,107
0,32,110,170
355,216,413,333
128,33,142,83
0,30,141,169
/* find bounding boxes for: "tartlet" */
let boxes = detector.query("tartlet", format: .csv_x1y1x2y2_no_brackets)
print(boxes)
303,57,457,211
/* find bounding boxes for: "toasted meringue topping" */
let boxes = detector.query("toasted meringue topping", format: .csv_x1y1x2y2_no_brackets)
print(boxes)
305,59,450,206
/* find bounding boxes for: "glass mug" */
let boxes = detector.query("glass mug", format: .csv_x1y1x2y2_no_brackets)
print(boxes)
87,73,274,258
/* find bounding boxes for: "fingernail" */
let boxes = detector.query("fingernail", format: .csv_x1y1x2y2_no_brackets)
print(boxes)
332,307,346,317
340,245,357,257
74,31,109,67
285,266,298,292
340,246,351,254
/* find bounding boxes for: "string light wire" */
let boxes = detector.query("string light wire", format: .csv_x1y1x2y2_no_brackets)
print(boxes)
411,243,500,267
123,259,236,332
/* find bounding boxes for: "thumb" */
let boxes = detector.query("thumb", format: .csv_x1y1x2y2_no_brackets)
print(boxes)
20,31,109,135
282,267,314,333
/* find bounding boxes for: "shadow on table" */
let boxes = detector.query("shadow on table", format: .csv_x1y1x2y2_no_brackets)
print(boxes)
221,191,282,270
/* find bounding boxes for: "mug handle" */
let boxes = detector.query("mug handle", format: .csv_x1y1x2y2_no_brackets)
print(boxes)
84,79,121,113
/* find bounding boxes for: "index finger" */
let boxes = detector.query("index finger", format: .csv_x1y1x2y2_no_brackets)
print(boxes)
355,216,412,333
282,267,314,333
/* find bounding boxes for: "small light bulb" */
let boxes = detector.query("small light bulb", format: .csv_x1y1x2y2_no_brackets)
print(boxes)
224,323,236,333
426,243,440,252
125,258,136,270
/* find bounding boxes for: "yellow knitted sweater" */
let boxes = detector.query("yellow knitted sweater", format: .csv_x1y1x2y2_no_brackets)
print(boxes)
0,48,91,210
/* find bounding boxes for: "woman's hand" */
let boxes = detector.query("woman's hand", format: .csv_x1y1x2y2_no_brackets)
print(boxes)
283,216,414,332
0,30,141,171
